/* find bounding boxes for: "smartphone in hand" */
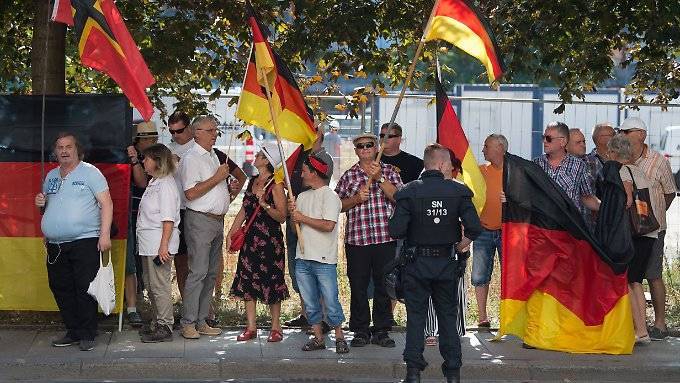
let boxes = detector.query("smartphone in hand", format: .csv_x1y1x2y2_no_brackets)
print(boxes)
153,255,162,266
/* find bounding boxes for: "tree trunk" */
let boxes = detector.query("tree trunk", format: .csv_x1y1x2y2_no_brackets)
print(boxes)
31,0,66,95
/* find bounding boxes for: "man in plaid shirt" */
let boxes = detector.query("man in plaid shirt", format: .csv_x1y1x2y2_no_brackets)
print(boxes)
335,132,403,348
534,122,601,219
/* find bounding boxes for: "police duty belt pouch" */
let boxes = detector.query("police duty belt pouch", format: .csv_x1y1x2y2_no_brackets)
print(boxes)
87,251,116,315
625,167,660,237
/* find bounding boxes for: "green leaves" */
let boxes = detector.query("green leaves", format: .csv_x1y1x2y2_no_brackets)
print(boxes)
1,0,678,118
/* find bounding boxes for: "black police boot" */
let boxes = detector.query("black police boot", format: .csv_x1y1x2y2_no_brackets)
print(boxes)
445,368,461,383
404,367,421,383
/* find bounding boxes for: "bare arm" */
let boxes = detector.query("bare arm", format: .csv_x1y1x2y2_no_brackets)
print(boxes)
229,165,247,199
341,185,369,212
622,181,633,208
95,190,113,252
260,183,287,223
582,195,601,212
158,221,173,263
378,179,397,202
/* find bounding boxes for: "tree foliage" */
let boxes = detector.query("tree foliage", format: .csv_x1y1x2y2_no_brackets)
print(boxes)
0,0,678,118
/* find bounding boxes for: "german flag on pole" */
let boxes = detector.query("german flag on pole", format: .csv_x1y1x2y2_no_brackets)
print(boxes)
424,0,504,84
499,153,634,354
236,1,317,149
51,0,156,121
436,77,486,213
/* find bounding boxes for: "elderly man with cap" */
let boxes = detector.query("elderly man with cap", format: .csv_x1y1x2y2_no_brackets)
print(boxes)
288,153,348,353
618,116,677,340
124,121,159,327
335,132,403,348
178,115,232,339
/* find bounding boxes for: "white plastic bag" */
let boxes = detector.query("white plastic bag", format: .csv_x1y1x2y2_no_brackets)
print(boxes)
87,251,116,315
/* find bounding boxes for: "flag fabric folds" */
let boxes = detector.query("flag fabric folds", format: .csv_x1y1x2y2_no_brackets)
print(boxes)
435,77,486,213
51,0,155,121
424,0,504,84
499,153,634,355
236,1,317,150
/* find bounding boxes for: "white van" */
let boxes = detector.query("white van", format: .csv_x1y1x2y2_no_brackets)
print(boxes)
659,126,680,188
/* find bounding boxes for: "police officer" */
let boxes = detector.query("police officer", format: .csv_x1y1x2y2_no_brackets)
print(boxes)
389,143,482,383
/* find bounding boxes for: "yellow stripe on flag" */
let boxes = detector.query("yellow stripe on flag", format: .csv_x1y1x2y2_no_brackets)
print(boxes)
498,291,634,355
425,16,498,83
461,148,486,214
0,237,127,314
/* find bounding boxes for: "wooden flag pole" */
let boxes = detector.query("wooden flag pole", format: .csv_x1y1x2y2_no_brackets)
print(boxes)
257,67,305,253
376,0,441,163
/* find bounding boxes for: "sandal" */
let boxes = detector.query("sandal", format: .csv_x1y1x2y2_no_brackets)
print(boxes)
302,337,326,351
267,329,283,343
477,320,491,331
335,338,349,354
237,328,257,341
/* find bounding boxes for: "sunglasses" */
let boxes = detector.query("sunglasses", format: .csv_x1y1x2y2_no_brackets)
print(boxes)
543,135,565,143
169,127,187,135
379,133,401,139
355,142,375,149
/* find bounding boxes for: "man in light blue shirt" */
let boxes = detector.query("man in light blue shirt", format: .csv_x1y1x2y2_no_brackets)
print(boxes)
35,132,113,352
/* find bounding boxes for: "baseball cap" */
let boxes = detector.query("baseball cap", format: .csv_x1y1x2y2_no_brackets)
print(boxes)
352,132,378,145
258,142,283,167
618,117,647,131
134,121,159,138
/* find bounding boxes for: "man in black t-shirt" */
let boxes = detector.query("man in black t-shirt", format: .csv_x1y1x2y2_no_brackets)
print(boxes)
379,123,424,183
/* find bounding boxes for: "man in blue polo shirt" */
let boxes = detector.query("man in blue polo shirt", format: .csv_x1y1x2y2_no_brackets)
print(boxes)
35,132,113,352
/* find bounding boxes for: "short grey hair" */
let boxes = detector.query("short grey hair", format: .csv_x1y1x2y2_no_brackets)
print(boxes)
190,115,218,132
487,133,508,152
607,134,633,162
592,122,614,139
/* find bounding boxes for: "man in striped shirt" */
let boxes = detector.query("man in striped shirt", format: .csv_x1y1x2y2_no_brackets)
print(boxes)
620,117,677,340
335,133,402,348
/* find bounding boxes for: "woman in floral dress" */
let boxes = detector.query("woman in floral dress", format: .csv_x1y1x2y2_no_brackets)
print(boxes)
228,143,289,342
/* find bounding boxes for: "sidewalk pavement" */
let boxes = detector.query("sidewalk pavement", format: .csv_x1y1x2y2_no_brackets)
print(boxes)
1,328,679,382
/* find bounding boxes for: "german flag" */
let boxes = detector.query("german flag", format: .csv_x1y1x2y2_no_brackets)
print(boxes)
51,0,155,121
424,0,504,84
436,77,486,213
0,95,131,313
236,1,317,149
499,153,634,354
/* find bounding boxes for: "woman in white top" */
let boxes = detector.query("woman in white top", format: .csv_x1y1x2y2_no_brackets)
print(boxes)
607,134,659,345
137,143,181,343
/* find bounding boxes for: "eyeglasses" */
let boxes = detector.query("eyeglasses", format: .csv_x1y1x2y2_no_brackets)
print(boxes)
379,133,401,139
169,127,187,135
543,135,565,143
196,128,220,135
355,142,375,149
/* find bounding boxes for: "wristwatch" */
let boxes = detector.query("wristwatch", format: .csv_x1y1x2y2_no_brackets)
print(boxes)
264,204,272,210
378,176,386,183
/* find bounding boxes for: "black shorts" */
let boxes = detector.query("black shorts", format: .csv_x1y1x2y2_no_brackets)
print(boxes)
177,209,187,255
628,236,656,284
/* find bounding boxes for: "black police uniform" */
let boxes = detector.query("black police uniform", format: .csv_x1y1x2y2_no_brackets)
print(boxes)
389,169,482,382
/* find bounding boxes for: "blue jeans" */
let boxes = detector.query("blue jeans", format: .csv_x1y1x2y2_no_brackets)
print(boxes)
295,259,345,328
286,219,299,293
471,229,502,286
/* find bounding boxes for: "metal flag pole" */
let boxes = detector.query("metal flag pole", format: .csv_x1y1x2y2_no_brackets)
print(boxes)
257,67,305,253
376,0,441,163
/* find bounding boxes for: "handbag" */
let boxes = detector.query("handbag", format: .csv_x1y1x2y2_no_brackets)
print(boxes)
229,180,274,252
87,251,116,315
625,166,660,237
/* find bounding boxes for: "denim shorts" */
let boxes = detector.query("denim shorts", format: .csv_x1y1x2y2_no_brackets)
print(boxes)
471,228,502,286
295,259,345,328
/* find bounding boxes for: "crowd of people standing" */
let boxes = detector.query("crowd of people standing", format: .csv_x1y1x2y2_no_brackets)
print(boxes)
35,111,676,383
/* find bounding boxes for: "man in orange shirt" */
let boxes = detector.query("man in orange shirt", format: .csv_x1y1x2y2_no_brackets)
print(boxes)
472,134,506,329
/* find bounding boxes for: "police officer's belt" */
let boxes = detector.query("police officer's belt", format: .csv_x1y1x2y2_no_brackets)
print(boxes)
416,245,452,257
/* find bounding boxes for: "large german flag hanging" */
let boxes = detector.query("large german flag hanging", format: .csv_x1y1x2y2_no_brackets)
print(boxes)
436,76,486,213
236,1,317,149
0,95,131,313
51,0,156,121
424,0,504,84
499,153,634,354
